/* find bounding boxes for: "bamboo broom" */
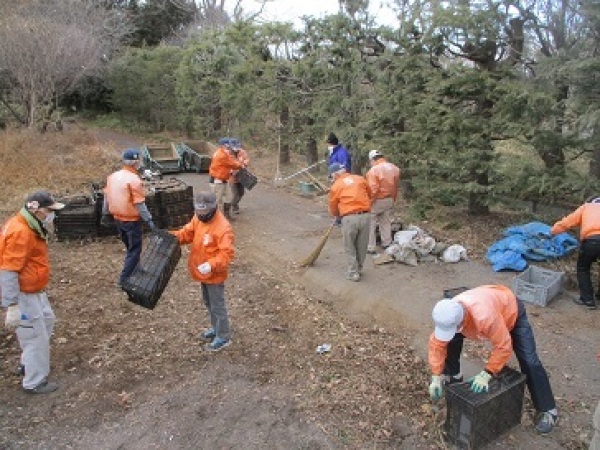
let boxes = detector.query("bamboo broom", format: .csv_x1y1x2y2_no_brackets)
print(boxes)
299,221,336,267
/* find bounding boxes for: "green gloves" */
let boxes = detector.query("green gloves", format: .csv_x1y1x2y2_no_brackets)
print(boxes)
428,375,443,401
468,370,492,393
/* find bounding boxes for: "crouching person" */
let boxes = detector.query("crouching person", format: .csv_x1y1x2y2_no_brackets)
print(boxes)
170,192,234,352
427,285,558,434
0,191,64,393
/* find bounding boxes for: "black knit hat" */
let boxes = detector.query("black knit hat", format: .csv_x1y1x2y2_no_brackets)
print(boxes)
326,133,338,145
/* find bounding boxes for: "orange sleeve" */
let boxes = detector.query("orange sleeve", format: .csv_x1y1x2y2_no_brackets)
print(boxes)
0,224,32,272
170,219,196,245
366,170,379,200
482,318,513,374
129,178,145,205
328,184,341,217
551,205,583,235
428,333,448,376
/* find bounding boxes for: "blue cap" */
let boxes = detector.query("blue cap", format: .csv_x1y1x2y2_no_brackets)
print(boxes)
328,162,345,176
123,148,140,161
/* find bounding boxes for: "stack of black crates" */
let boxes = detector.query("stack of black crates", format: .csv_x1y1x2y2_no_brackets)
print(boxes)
55,178,194,241
444,367,527,449
121,230,181,309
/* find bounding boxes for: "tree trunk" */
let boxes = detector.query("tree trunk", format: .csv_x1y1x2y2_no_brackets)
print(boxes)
539,84,568,170
279,105,290,165
589,138,600,179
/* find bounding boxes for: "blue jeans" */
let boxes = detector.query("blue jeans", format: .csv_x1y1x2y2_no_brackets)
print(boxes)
442,299,556,412
115,220,143,284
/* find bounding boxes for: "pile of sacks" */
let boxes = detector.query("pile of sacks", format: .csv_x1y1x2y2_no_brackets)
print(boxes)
383,225,468,266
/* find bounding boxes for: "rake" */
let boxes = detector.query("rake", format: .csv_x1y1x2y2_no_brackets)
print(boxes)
299,220,336,267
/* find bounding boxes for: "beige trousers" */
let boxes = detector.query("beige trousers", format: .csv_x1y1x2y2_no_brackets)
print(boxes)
211,181,232,211
341,213,370,275
368,197,394,249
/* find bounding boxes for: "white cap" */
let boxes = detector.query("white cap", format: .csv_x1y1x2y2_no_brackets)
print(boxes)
432,299,464,342
368,150,383,160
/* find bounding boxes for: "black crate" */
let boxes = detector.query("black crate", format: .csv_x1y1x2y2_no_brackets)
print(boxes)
238,168,258,190
445,367,526,449
55,204,98,241
443,287,469,298
121,230,181,309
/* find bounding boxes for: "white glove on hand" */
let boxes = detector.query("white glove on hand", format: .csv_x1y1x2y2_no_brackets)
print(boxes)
5,305,21,330
428,375,443,401
198,262,212,275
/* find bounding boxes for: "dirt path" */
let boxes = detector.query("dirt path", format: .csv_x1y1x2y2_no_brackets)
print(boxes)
0,129,598,449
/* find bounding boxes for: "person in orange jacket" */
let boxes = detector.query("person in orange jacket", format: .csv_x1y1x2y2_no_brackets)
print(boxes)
209,139,243,220
103,149,156,287
550,196,600,309
170,191,235,352
229,140,250,215
428,285,558,434
365,150,400,253
0,191,65,394
328,163,372,282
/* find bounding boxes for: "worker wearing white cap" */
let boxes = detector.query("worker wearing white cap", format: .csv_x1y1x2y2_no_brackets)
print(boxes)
365,150,400,254
428,285,558,434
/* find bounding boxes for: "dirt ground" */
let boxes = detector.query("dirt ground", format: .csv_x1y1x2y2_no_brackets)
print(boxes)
0,128,598,449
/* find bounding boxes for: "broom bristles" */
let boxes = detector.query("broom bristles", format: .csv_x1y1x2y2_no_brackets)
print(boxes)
299,224,335,267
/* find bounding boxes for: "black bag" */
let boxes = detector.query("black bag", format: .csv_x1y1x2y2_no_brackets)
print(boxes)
237,167,258,191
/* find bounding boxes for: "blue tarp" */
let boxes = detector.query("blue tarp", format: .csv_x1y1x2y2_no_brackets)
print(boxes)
486,221,578,272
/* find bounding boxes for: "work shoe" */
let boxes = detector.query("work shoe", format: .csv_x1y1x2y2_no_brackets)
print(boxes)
205,337,231,352
199,328,216,341
23,380,59,395
232,204,240,214
573,297,597,310
15,364,25,377
535,411,558,434
345,272,360,282
367,247,377,255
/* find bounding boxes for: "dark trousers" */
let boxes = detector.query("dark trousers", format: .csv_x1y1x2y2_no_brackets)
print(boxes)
201,283,230,340
116,220,143,283
231,182,245,208
576,239,600,304
442,299,556,412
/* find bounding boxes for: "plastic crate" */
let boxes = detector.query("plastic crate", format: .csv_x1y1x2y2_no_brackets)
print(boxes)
511,265,564,307
445,367,526,449
121,230,181,309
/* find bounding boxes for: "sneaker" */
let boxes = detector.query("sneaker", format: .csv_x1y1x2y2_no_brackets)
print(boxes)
23,380,59,395
345,272,360,282
199,328,216,341
367,247,377,255
573,297,597,310
205,337,231,352
535,411,558,434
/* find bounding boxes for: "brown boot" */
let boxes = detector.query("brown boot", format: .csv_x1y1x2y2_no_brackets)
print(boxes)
224,203,236,221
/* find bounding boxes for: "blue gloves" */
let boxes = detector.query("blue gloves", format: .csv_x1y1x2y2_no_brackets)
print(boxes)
468,370,492,393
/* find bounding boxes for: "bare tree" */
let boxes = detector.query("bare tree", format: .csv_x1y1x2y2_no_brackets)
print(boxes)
0,0,132,127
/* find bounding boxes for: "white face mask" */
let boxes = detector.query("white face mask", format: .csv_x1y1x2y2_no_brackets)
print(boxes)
43,211,55,224
328,145,335,155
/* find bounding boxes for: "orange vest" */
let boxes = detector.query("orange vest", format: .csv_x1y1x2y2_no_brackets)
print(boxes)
366,158,400,201
428,285,518,375
170,211,234,284
551,202,600,240
209,147,243,182
105,166,145,221
329,173,372,217
0,214,50,293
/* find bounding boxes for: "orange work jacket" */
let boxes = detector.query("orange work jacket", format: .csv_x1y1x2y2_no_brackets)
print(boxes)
105,166,145,221
329,173,372,217
428,285,518,376
366,158,400,201
170,211,234,284
0,213,50,293
551,202,600,240
209,147,243,182
229,148,250,183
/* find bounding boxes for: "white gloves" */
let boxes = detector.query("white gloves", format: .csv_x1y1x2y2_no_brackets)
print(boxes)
198,262,212,275
5,305,21,330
